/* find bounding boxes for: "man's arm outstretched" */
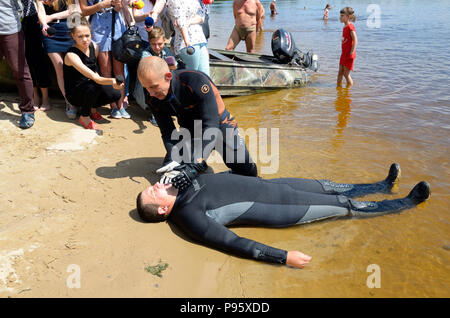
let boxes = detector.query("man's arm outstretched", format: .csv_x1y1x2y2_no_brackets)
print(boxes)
172,208,311,268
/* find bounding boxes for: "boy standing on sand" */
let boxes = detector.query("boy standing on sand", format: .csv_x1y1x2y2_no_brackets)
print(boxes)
225,0,264,53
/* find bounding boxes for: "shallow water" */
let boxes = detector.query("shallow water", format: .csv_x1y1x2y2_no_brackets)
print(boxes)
207,0,449,297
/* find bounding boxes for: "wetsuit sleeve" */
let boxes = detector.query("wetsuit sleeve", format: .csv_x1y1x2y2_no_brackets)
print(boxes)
189,74,222,161
148,99,179,164
173,209,288,265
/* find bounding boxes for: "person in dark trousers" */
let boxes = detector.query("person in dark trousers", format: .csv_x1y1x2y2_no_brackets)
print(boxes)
0,0,36,129
21,0,52,111
137,56,258,181
136,163,431,268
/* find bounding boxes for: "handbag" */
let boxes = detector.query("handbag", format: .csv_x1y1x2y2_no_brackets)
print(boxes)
15,0,24,20
111,10,148,64
160,9,175,39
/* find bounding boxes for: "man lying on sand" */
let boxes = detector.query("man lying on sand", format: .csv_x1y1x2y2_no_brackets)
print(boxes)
136,163,430,268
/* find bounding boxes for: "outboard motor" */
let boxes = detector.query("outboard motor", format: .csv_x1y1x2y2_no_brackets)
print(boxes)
271,29,319,72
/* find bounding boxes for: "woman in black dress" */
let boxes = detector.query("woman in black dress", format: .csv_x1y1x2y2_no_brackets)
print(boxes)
21,0,52,110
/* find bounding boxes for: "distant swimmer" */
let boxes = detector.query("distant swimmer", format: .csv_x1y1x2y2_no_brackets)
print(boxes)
323,4,331,20
136,163,431,268
270,0,277,16
225,0,264,53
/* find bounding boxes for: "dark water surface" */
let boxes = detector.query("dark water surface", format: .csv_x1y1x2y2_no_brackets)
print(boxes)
206,0,449,297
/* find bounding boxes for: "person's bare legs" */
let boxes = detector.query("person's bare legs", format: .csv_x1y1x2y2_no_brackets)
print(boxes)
48,52,66,98
244,30,257,53
33,87,40,109
40,87,50,110
33,87,51,111
225,27,241,51
343,66,353,88
337,64,344,87
32,86,50,111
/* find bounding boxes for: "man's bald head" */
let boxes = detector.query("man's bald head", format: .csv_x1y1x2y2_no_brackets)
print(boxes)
138,56,169,81
138,56,173,100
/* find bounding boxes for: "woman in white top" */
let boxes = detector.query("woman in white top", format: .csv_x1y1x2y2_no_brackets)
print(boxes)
166,0,209,75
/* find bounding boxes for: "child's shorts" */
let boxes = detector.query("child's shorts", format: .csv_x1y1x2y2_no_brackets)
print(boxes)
340,53,356,71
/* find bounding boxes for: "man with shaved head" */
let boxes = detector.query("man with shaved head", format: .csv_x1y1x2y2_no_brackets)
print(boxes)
137,56,172,100
138,56,258,183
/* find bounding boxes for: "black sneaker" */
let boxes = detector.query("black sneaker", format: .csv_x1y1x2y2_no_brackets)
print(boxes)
385,163,401,186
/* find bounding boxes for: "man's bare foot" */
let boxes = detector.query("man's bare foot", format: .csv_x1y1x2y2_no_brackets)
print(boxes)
33,90,40,107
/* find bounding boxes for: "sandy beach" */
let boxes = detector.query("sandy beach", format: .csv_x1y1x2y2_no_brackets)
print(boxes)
2,0,449,299
0,93,239,297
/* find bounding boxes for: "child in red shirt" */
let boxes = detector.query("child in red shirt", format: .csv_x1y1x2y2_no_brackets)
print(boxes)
337,7,358,88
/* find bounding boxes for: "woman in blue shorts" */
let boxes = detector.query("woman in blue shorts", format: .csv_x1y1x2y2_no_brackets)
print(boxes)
36,0,76,118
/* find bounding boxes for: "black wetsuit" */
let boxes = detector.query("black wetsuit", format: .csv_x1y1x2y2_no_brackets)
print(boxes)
167,169,429,265
169,174,354,265
146,69,258,177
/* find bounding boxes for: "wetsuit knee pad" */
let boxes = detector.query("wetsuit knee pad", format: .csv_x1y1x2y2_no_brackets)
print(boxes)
317,179,354,193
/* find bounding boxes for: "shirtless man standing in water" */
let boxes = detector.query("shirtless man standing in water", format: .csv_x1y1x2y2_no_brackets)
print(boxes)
225,0,264,53
270,0,278,16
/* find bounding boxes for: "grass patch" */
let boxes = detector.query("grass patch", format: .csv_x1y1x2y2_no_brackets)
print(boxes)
145,260,169,277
